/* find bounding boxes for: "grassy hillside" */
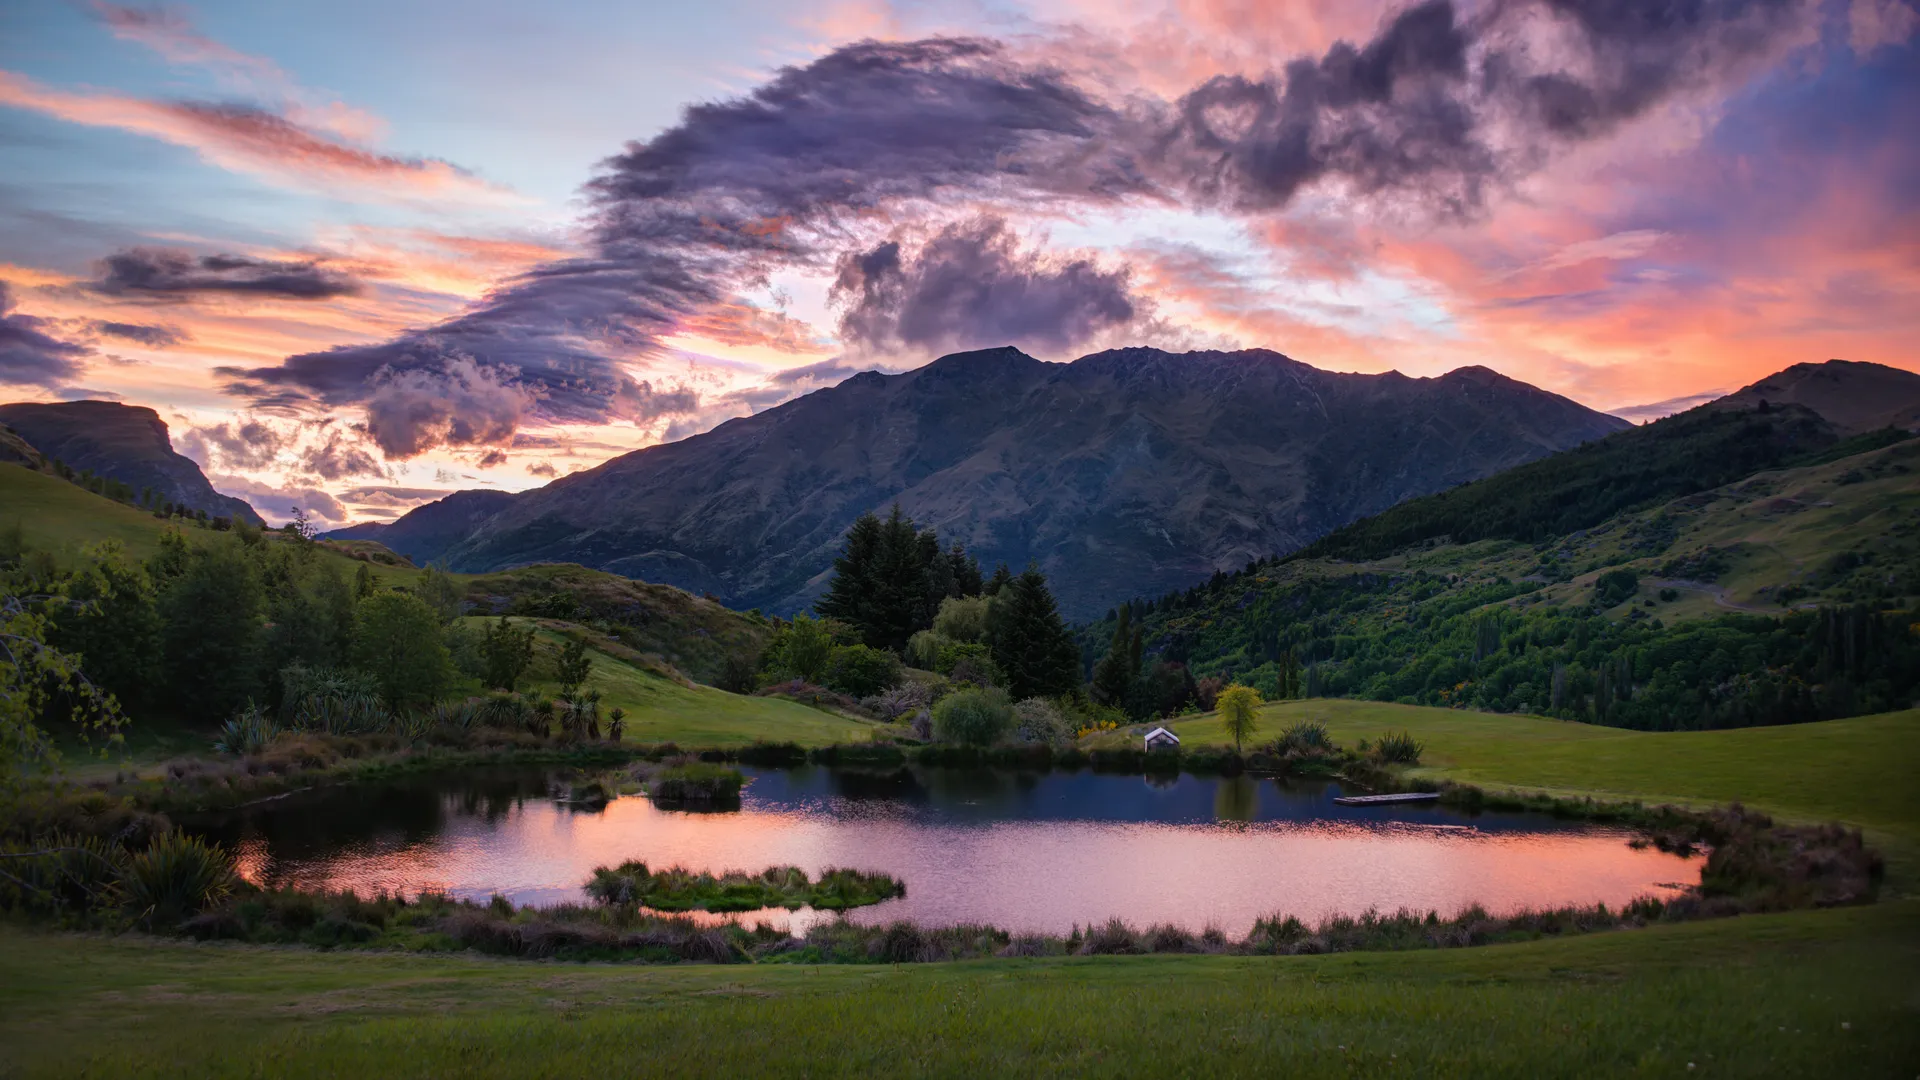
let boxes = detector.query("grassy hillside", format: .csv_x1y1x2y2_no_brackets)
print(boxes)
1100,700,1920,884
496,618,873,747
1088,435,1920,724
2,462,771,686
1,901,1913,1076
461,564,771,686
1,462,417,587
1294,402,1852,561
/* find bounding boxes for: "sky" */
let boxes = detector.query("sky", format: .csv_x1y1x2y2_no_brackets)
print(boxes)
1,0,1915,526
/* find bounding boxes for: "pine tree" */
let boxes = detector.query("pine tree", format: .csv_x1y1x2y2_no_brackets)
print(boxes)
987,566,1080,700
948,542,984,596
1090,605,1137,707
985,563,1014,597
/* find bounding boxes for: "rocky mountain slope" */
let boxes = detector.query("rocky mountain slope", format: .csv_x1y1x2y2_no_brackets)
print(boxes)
407,347,1629,618
1708,359,1920,435
324,489,516,565
0,400,261,524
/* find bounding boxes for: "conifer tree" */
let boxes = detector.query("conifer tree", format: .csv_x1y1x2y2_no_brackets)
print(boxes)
1089,605,1138,708
987,565,1080,700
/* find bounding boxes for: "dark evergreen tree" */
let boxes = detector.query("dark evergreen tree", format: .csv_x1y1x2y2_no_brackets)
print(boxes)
51,542,160,712
817,512,885,640
159,541,263,716
985,562,1014,597
987,565,1080,700
819,506,948,653
1089,605,1138,708
948,542,984,597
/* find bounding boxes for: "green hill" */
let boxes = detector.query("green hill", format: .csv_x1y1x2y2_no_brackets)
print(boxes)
1088,434,1920,728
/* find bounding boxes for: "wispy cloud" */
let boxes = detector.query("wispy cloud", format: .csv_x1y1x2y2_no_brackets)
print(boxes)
0,70,507,202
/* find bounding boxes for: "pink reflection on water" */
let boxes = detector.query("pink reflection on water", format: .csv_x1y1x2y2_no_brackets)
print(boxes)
236,792,1696,937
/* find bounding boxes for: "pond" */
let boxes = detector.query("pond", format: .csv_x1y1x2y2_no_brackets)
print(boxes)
201,765,1698,936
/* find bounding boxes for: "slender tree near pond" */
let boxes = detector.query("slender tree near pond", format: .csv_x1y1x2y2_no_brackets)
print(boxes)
555,636,593,699
1215,684,1262,753
480,617,536,692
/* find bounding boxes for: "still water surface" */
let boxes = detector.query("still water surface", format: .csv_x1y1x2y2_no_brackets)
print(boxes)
204,766,1696,935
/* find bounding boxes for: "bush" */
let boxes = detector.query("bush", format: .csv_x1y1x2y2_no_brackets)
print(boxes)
823,644,901,698
1011,697,1073,745
941,643,998,685
863,682,932,721
1372,730,1424,765
1592,568,1639,607
120,831,236,927
931,686,1013,745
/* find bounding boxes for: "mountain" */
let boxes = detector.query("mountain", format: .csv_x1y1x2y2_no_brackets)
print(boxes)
322,489,516,565
0,400,262,525
1708,359,1920,434
1296,359,1920,563
410,347,1626,619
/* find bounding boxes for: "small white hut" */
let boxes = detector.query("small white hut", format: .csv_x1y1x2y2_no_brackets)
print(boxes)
1143,726,1180,751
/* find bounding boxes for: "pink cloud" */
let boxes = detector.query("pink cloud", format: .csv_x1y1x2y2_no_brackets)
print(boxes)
0,70,507,202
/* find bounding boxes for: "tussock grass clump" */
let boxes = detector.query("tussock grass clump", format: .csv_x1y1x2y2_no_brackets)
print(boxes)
584,860,902,913
1371,730,1424,765
212,702,279,756
120,831,235,928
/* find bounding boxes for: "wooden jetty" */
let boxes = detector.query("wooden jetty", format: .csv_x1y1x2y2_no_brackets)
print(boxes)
1332,792,1441,806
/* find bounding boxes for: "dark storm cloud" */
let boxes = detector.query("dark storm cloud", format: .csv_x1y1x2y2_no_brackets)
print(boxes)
834,216,1141,355
94,246,363,300
0,280,91,386
1499,0,1802,139
91,319,189,347
222,0,1810,452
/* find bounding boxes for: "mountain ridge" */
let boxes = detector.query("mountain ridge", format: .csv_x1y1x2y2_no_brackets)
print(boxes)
0,400,262,525
402,346,1629,618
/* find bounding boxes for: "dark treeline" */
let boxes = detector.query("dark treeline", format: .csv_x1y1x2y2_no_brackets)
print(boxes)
2,522,495,729
1086,567,1920,731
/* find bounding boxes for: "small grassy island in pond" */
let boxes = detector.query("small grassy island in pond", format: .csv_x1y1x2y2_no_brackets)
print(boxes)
586,862,904,912
638,759,746,804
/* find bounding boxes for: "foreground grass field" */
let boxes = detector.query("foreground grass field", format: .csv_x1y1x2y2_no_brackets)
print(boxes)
1,901,1914,1077
1108,701,1920,886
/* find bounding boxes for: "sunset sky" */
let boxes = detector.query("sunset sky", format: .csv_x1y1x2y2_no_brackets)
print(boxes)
2,0,1915,525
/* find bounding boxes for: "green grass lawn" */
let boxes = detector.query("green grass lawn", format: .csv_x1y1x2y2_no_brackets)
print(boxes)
1,901,1913,1077
513,621,876,748
1111,700,1920,886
